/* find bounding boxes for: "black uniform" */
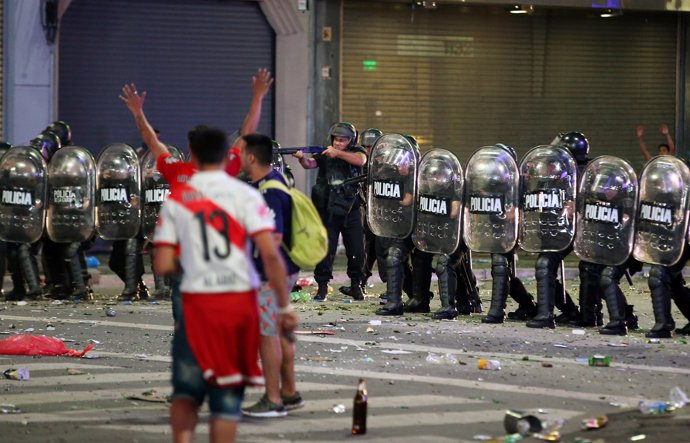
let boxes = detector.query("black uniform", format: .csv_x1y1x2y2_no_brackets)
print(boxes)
311,145,366,300
482,251,536,323
645,247,690,338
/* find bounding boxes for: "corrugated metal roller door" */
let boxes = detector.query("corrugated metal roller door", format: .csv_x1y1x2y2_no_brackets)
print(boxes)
59,0,274,154
343,1,676,169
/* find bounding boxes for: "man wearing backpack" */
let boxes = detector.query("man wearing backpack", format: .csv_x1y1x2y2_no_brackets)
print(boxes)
239,133,305,417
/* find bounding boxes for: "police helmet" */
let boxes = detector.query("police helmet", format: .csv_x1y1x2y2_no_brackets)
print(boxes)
425,158,453,193
495,143,517,162
328,122,357,149
359,128,383,149
558,131,589,163
31,131,61,161
45,121,72,146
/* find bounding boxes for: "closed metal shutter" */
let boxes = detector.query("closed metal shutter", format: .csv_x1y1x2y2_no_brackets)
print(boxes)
59,0,274,154
343,2,676,169
0,0,4,140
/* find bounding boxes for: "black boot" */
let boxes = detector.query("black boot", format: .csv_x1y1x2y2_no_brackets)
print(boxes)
433,254,458,320
599,267,628,336
483,253,508,324
18,244,42,300
507,274,537,320
554,279,580,325
646,266,675,338
314,283,328,302
526,254,556,329
625,305,639,330
348,280,364,301
377,247,404,316
137,280,151,300
577,261,604,327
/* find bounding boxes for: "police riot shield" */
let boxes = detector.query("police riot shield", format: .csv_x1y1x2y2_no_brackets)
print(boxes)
518,145,577,252
96,143,141,240
632,156,690,265
463,145,519,253
140,148,183,241
367,133,418,238
46,146,96,242
574,156,637,266
0,147,47,243
413,149,463,254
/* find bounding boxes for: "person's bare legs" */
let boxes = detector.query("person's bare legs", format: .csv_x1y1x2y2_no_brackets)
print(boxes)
210,418,238,443
279,335,297,397
170,398,199,443
260,334,283,404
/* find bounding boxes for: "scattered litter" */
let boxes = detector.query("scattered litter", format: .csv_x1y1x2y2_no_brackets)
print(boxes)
105,309,117,317
126,389,168,403
575,357,589,363
66,368,85,376
541,362,553,368
478,359,501,370
369,320,382,326
296,277,315,287
472,435,493,441
647,338,661,344
366,327,375,333
23,328,35,333
3,368,30,381
16,301,27,306
328,348,343,353
533,431,561,441
638,400,673,415
0,404,21,414
0,335,93,357
305,356,334,362
51,300,63,306
294,330,335,336
342,299,351,303
582,415,608,430
88,339,101,345
426,353,459,365
607,342,629,347
331,404,346,414
630,435,646,441
86,256,100,268
670,386,689,408
571,329,586,335
381,349,412,355
46,325,55,331
588,355,611,367
504,409,542,435
553,343,568,348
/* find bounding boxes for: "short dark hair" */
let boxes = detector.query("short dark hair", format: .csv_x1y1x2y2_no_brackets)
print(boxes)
242,133,274,166
658,143,670,151
188,125,228,164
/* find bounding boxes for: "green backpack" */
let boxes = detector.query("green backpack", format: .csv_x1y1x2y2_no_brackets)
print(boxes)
258,179,328,270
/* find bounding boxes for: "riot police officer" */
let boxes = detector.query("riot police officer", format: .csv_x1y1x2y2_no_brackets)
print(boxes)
340,128,384,297
524,134,583,329
293,122,367,301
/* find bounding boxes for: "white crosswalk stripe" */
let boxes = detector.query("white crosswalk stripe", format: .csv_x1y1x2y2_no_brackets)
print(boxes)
0,351,588,442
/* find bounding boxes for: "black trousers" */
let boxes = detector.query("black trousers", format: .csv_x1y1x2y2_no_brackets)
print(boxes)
314,203,365,285
109,238,145,291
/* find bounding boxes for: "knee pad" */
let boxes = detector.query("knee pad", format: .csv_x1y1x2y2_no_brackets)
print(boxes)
386,246,405,269
648,266,671,292
535,255,556,280
435,254,450,275
491,254,509,278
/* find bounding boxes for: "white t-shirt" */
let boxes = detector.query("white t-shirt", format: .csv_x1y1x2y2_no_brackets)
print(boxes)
153,170,275,293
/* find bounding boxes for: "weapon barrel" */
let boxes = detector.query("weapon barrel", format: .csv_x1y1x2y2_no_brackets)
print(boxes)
276,146,326,155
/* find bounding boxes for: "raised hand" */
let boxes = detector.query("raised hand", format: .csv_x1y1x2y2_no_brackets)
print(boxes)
636,125,645,138
252,68,274,99
118,83,147,115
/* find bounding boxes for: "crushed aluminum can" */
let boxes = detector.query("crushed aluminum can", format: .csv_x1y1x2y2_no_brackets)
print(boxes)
582,415,608,430
588,355,611,367
504,410,543,435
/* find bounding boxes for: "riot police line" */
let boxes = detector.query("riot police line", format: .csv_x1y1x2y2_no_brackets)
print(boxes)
2,123,690,339
0,121,187,303
360,131,690,338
